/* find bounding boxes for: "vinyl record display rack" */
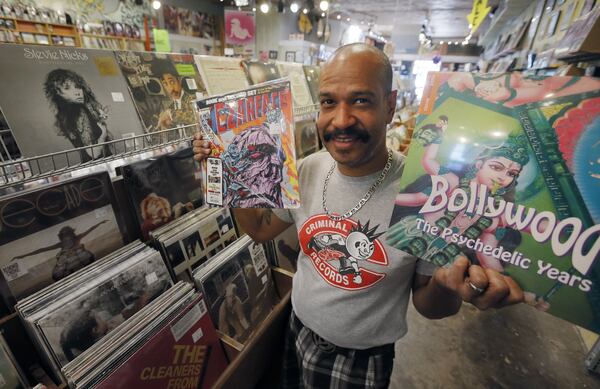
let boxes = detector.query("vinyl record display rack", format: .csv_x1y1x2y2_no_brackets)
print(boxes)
0,125,196,189
0,103,320,189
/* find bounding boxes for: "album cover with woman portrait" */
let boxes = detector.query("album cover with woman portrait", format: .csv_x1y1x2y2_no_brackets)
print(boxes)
388,72,600,333
114,51,207,136
0,172,124,308
0,44,145,169
120,147,204,240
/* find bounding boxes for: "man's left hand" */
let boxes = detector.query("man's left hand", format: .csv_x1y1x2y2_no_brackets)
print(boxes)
433,256,524,310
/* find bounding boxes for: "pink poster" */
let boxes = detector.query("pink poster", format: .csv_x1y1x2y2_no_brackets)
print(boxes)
224,9,255,54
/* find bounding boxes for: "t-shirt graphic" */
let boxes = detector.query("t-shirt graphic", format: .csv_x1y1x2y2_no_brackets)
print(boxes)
299,214,388,290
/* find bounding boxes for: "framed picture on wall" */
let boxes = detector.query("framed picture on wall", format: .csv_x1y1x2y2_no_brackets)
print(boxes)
285,51,296,62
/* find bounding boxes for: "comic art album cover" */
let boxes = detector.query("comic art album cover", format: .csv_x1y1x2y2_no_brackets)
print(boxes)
388,72,600,332
195,79,300,208
0,172,124,308
193,235,278,347
0,44,145,169
18,245,172,381
114,51,207,135
66,283,228,389
120,146,204,240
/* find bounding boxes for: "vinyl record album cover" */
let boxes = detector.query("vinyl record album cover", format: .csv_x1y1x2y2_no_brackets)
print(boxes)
36,251,171,366
276,61,314,107
0,44,145,165
196,238,277,345
193,55,248,96
121,147,203,240
114,51,207,134
0,172,124,306
94,295,228,389
303,65,321,106
294,119,319,159
241,60,281,85
388,72,600,332
195,80,300,208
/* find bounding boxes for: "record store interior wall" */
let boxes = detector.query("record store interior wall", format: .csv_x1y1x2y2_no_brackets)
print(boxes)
255,11,348,55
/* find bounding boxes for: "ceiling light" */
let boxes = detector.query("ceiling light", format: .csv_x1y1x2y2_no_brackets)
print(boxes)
346,17,351,22
152,0,161,9
260,2,269,13
321,12,325,17
252,7,256,11
440,40,444,44
319,1,329,11
454,41,459,45
290,2,299,13
336,14,341,20
303,8,308,14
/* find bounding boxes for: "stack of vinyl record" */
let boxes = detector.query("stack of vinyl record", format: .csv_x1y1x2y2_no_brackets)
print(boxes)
264,224,299,273
193,235,279,348
150,206,239,283
62,282,229,389
15,241,173,384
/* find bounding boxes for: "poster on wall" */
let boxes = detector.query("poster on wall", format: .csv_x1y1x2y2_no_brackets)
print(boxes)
0,44,145,166
163,5,215,39
114,51,207,136
388,71,600,333
224,9,255,56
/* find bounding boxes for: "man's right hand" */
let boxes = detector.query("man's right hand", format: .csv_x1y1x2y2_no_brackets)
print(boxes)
193,133,212,162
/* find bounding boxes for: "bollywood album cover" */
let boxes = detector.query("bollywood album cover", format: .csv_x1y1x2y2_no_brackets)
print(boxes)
36,250,172,367
95,295,228,389
241,60,281,85
276,61,314,107
195,80,300,208
196,238,277,345
388,72,600,332
193,55,249,96
114,51,207,135
294,118,320,159
121,147,204,240
303,65,321,106
0,172,124,307
0,44,145,166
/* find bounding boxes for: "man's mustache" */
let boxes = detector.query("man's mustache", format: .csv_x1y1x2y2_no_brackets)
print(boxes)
323,127,370,143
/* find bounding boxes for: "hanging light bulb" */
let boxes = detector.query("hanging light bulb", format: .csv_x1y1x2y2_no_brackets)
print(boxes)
290,2,299,13
302,8,308,14
319,1,329,12
336,14,341,20
260,2,270,13
152,0,161,10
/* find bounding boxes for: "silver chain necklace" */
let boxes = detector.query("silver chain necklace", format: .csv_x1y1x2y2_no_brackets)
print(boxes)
322,149,394,221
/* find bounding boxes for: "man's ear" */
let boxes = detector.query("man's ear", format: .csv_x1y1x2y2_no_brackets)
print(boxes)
386,90,398,123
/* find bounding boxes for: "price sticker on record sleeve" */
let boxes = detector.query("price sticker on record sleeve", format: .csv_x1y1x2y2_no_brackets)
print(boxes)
206,157,223,206
1,262,28,282
249,242,268,276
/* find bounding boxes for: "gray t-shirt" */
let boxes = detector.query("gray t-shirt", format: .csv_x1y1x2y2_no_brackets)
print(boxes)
274,150,436,349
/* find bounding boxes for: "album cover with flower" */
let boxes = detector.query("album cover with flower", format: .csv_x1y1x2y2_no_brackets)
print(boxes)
194,79,300,208
388,72,600,333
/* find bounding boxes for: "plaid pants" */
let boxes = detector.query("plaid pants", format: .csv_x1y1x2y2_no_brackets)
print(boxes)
282,310,395,389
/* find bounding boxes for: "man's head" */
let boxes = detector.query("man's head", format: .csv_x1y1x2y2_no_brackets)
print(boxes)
317,43,396,173
151,59,182,100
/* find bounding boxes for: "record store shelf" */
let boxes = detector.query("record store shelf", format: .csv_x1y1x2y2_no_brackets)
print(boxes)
0,104,319,189
0,125,196,189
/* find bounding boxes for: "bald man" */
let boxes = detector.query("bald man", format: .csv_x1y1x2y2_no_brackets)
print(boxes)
193,43,523,388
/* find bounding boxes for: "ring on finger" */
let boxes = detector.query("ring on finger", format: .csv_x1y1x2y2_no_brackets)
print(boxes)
468,281,486,294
